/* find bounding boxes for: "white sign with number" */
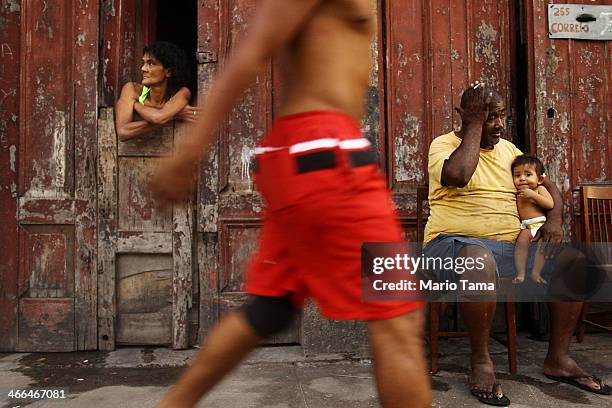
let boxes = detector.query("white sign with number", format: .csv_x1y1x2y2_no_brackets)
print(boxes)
548,4,612,40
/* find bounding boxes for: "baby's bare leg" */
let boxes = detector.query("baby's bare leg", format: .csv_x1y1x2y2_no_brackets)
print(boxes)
531,242,547,283
513,229,532,283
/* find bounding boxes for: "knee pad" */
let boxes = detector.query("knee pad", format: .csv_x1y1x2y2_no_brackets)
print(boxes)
243,295,296,338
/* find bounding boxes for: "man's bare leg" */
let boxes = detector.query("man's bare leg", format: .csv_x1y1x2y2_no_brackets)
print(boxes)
543,301,605,390
542,248,608,391
458,245,503,400
155,311,263,408
367,309,431,408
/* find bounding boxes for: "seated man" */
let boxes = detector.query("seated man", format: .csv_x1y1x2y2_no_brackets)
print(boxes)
423,83,611,405
115,41,197,141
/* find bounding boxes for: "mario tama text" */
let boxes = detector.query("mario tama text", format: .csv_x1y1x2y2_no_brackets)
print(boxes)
372,278,494,292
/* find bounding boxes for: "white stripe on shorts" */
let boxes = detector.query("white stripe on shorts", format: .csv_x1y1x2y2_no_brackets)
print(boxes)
255,137,371,156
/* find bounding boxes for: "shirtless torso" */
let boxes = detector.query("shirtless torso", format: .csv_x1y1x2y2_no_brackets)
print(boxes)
278,0,374,119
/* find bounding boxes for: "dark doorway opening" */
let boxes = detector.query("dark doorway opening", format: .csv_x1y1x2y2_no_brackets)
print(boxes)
154,0,198,101
512,0,529,152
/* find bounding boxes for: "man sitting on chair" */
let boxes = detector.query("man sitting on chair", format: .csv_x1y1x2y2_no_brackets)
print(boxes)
423,83,611,405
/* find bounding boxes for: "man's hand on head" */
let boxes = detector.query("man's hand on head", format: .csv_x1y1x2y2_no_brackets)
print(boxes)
454,81,492,128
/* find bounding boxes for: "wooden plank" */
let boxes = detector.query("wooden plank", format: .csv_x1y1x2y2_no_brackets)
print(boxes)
18,198,75,224
173,202,193,349
17,298,75,352
0,0,20,351
116,308,173,345
117,123,174,157
116,253,173,345
19,0,74,199
97,108,118,350
117,232,173,253
218,0,271,196
197,232,219,341
118,157,173,232
73,0,99,350
428,0,453,138
386,0,428,189
100,0,143,106
172,123,194,349
197,62,220,233
362,0,385,167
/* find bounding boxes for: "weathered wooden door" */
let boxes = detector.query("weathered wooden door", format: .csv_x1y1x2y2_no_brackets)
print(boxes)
0,0,99,352
524,0,611,238
384,0,518,231
98,113,194,350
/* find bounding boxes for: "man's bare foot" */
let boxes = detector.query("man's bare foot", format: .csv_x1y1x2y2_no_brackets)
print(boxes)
512,275,525,284
544,355,607,392
470,359,501,398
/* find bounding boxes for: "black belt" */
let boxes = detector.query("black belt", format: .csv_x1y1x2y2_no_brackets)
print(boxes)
295,149,377,173
253,149,377,174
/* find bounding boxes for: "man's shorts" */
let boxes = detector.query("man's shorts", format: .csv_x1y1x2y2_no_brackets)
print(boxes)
246,111,422,320
422,233,551,283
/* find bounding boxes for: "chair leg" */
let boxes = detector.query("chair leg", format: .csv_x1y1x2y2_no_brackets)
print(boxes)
505,302,517,374
429,303,441,374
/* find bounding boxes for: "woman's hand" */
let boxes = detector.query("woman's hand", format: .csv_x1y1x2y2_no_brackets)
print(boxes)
176,105,200,123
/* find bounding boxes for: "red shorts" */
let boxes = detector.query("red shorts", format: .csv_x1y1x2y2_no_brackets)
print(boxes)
246,111,422,320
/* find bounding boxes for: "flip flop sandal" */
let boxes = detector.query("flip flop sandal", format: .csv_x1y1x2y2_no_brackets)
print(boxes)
470,383,511,406
545,374,612,395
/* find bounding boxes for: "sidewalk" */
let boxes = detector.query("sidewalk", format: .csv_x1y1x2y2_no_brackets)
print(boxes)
1,333,610,407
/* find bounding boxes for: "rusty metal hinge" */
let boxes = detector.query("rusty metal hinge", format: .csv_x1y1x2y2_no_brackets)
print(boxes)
197,51,217,64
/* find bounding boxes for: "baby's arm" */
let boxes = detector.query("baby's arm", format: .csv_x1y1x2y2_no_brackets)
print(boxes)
534,185,554,210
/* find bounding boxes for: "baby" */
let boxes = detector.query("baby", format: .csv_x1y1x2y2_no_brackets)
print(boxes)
511,155,554,284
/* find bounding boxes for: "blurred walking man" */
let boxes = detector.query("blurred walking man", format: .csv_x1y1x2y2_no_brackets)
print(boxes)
151,2,430,407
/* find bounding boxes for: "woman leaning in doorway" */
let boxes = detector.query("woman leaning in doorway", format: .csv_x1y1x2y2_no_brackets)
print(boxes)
115,41,197,141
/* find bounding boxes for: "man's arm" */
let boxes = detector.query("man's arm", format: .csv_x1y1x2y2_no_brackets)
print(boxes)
441,88,491,187
133,87,192,125
533,177,564,244
115,83,157,141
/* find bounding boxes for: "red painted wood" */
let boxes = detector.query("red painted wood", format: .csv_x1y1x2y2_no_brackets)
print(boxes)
101,0,145,106
0,0,21,351
526,0,611,240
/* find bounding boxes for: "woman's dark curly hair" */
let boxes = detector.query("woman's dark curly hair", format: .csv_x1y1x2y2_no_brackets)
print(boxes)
143,41,190,100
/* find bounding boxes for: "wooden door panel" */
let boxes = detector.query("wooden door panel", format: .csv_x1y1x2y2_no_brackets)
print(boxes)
118,157,173,232
17,298,75,352
9,0,98,351
219,221,260,293
525,0,611,239
98,109,194,350
116,253,173,345
19,225,75,299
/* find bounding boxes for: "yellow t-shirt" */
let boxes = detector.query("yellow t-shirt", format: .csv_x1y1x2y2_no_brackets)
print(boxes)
423,131,523,244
